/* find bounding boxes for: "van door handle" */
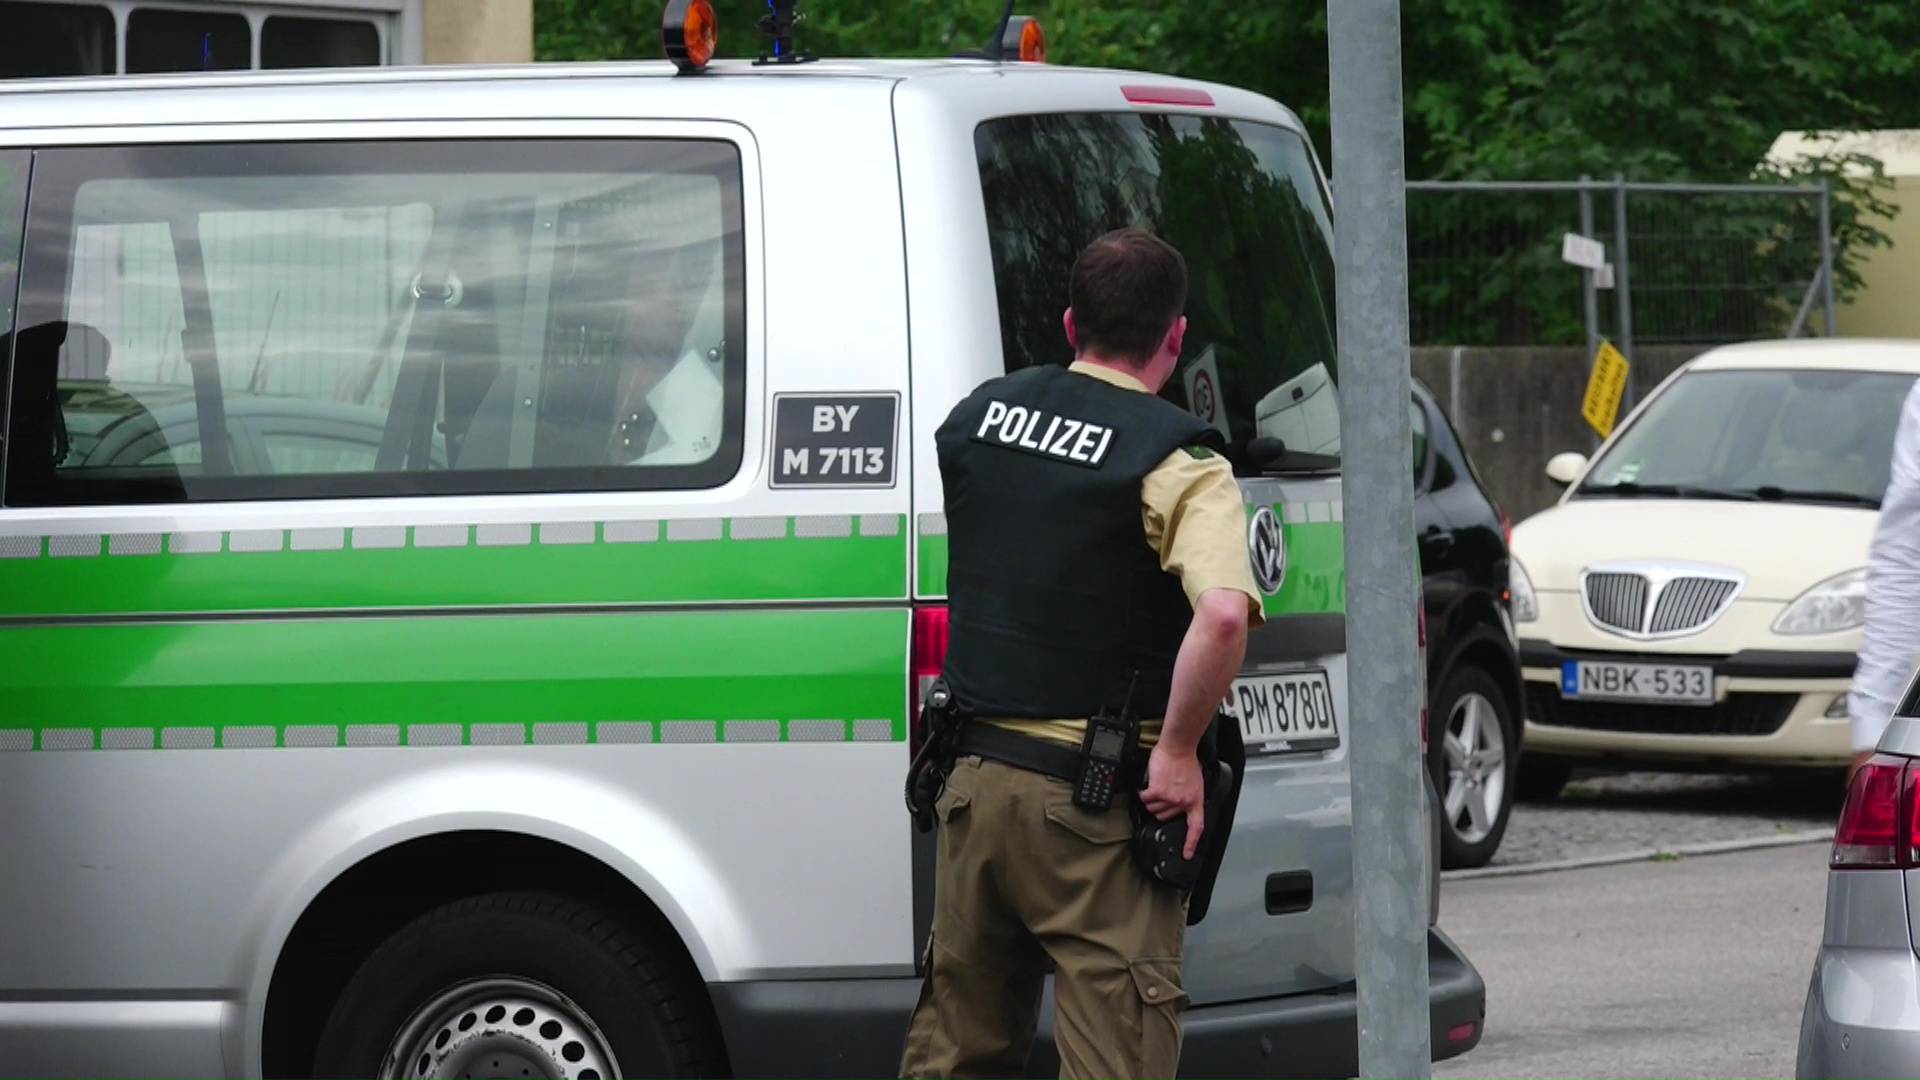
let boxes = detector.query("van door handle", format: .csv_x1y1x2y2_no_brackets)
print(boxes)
1265,871,1314,915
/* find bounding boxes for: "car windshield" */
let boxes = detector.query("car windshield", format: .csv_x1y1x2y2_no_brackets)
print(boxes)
975,113,1339,468
1578,367,1916,508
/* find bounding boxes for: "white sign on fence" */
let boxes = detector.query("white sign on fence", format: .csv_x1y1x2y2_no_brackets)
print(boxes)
1561,232,1607,271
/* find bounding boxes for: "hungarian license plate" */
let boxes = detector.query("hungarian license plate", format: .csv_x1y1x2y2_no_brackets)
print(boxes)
1561,660,1713,705
1221,669,1341,753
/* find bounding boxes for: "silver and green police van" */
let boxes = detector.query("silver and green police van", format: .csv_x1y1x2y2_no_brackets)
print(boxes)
0,24,1484,1079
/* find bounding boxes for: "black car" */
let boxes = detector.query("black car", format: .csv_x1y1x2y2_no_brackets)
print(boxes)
1414,380,1523,869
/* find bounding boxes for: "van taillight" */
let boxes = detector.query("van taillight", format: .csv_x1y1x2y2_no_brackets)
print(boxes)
910,605,950,752
1832,755,1915,869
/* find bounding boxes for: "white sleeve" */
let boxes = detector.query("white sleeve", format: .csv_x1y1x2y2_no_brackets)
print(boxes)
1851,380,1920,751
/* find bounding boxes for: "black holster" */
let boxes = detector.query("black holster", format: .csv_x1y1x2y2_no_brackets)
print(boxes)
1130,711,1245,926
904,679,965,833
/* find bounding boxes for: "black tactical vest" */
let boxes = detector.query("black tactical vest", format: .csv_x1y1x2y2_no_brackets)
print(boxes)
936,364,1227,719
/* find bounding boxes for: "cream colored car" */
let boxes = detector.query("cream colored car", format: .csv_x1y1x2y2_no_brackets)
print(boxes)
1510,339,1920,796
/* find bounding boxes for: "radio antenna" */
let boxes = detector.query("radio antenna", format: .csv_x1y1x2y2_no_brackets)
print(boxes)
754,0,816,65
979,0,1017,60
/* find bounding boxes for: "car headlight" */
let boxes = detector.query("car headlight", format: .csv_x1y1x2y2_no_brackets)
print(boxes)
1773,568,1868,635
1510,558,1539,623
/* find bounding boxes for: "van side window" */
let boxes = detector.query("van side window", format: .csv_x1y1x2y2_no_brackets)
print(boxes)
5,140,747,506
0,149,26,325
976,115,1338,462
0,149,27,451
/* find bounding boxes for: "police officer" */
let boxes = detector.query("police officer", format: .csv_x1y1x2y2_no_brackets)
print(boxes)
899,229,1264,1079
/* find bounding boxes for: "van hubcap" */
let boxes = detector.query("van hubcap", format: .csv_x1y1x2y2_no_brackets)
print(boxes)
1442,692,1506,845
380,977,619,1080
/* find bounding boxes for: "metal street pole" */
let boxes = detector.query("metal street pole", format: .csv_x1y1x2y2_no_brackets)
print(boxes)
1612,174,1635,407
1818,180,1837,336
1580,175,1599,364
1327,2,1432,1077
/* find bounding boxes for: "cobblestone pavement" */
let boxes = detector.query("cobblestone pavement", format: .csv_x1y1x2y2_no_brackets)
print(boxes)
1483,767,1845,870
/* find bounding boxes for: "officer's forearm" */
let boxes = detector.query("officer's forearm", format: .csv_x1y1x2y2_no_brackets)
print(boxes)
1161,589,1250,755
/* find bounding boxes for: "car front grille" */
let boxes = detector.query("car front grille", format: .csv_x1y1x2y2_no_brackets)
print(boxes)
1583,572,1648,634
1581,569,1742,637
1525,684,1796,737
1648,577,1741,635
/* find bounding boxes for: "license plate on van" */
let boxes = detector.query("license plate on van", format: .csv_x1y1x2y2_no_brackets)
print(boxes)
1561,660,1713,705
1222,670,1341,753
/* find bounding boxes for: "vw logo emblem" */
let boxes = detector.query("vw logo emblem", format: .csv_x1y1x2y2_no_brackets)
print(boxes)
1248,505,1285,595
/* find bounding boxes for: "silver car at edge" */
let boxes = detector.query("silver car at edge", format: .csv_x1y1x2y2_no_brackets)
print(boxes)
1797,668,1920,1078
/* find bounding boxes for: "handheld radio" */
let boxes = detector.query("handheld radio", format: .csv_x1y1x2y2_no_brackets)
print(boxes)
1074,672,1139,811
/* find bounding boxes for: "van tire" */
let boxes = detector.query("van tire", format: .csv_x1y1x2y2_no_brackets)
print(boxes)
313,892,722,1079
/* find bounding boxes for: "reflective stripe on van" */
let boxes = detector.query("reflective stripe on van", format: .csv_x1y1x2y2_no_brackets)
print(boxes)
0,514,909,617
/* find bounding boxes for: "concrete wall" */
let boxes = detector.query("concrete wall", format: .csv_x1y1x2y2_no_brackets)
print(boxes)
423,0,532,64
1837,177,1920,339
1411,345,1716,524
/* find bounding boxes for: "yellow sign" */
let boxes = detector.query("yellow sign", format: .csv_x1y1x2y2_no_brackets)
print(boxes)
1581,341,1631,437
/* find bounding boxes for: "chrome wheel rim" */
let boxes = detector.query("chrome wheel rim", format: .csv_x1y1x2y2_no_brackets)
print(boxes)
1442,691,1507,845
380,976,620,1080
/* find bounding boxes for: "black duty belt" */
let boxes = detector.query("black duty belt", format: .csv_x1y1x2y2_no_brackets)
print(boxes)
955,723,1144,790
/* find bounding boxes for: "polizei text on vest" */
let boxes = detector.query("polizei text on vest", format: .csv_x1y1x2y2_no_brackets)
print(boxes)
971,400,1116,468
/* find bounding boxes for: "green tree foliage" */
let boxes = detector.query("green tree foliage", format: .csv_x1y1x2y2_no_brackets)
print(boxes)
535,0,1916,342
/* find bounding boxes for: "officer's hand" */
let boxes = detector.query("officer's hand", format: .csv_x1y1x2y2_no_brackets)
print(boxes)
1142,744,1205,859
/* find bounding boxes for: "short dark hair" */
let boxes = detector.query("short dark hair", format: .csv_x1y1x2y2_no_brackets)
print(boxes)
1068,228,1188,364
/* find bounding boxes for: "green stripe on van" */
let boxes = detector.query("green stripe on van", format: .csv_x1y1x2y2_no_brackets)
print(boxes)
1268,520,1345,618
0,607,907,747
0,515,906,618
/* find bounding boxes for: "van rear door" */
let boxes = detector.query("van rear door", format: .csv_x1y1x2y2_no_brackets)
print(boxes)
902,87,1359,1003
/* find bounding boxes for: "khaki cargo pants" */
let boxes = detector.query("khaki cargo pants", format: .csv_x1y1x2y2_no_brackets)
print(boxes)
899,756,1189,1079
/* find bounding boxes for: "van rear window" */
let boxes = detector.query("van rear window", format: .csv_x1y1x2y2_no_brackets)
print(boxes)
3,139,746,506
976,114,1339,462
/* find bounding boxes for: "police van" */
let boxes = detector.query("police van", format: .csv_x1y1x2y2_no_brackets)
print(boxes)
0,9,1484,1077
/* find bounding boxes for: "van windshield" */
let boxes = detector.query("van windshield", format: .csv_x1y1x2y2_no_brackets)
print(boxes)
975,113,1338,464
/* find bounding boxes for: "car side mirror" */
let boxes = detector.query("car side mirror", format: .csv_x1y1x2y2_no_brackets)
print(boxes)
1544,451,1589,486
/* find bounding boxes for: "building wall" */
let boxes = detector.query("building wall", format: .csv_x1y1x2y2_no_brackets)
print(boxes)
1838,178,1920,339
423,0,532,64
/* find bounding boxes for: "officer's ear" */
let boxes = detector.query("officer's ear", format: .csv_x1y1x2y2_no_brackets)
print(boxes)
1062,308,1080,352
1164,316,1188,360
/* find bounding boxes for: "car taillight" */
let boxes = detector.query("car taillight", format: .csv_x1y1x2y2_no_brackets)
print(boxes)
1832,755,1915,869
1499,511,1512,549
910,605,950,753
1418,605,1430,754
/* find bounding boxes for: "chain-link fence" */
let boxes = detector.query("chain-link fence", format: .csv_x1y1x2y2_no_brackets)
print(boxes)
1407,178,1835,358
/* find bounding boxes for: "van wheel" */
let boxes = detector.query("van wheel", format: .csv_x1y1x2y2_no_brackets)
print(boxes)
1426,665,1516,869
313,892,722,1080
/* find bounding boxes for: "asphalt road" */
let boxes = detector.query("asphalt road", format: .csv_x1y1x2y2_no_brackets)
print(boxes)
1436,841,1829,1078
1485,769,1845,870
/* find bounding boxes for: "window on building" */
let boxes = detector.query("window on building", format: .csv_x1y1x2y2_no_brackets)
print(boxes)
127,7,251,74
262,16,382,70
7,139,749,505
0,2,116,79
